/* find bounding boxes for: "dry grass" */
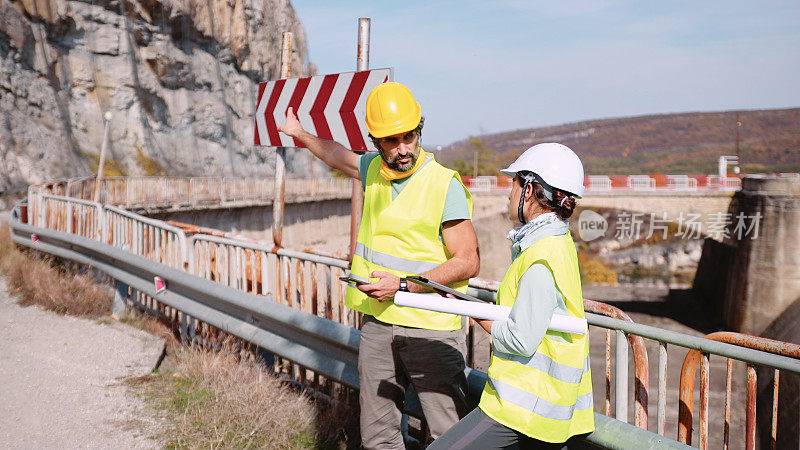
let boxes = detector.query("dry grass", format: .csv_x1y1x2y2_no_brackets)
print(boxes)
0,221,112,316
130,345,357,449
578,250,619,285
120,312,180,354
1,221,357,447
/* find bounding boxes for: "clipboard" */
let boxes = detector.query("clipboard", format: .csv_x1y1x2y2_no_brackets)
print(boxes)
404,276,488,303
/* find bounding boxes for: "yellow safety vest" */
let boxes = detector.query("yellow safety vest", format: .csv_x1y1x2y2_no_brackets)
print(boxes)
479,232,594,442
345,154,473,330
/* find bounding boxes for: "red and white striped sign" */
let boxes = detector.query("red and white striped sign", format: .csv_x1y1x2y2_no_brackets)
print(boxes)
254,68,392,151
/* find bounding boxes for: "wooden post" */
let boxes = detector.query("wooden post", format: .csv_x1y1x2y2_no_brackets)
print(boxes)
93,112,112,202
272,32,292,249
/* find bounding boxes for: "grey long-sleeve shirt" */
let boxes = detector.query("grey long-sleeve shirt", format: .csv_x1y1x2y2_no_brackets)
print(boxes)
490,217,572,357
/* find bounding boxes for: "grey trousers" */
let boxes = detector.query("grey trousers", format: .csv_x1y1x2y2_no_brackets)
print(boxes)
358,315,469,449
427,407,572,450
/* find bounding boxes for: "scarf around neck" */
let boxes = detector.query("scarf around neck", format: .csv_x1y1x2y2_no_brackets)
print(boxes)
380,147,429,181
507,212,566,260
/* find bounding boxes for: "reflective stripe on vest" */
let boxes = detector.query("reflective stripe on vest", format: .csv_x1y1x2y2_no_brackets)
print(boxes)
488,377,593,421
491,350,590,385
353,242,439,274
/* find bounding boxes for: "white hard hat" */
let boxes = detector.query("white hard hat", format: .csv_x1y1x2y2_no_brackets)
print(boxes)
501,143,585,198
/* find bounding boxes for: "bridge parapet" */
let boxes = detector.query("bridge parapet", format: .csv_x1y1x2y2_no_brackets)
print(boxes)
30,176,353,213
461,174,760,194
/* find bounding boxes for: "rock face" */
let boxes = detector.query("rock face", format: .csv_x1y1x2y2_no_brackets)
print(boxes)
601,239,703,278
0,0,320,194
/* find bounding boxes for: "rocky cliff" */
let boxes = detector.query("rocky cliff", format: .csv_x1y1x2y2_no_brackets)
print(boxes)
0,0,321,194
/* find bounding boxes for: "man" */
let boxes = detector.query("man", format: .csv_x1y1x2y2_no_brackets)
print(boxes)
278,81,479,448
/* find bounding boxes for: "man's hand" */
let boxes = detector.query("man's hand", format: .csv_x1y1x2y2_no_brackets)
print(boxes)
277,107,304,138
275,106,360,178
358,271,400,302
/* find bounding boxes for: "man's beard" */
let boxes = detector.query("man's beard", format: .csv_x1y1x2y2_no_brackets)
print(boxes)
382,150,418,172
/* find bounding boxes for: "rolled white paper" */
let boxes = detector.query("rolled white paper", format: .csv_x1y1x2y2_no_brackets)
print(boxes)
394,292,587,335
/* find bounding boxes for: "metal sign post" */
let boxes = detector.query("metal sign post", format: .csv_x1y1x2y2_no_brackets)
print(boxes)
350,18,370,262
93,111,112,203
272,32,292,249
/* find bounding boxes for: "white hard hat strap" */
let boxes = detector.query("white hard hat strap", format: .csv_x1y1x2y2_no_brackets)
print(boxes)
520,171,554,200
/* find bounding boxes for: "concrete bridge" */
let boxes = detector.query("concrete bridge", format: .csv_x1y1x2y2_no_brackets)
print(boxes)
581,190,734,225
468,174,743,237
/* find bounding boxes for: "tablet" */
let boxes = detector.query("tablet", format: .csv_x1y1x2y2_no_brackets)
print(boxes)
339,273,373,285
404,276,487,303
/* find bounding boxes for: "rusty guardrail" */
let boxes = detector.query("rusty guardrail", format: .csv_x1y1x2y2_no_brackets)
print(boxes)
104,205,187,269
188,234,354,326
27,191,105,240
586,314,800,447
585,299,650,430
678,332,800,449
53,176,352,209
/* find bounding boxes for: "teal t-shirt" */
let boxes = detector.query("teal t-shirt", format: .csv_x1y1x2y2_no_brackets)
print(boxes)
358,152,471,226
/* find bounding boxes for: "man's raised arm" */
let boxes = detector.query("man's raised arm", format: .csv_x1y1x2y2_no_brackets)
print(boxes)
278,107,360,179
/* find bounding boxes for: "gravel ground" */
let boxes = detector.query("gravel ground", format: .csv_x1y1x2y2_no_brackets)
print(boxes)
0,277,165,449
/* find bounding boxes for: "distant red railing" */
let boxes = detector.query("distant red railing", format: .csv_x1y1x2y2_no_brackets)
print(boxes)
458,173,800,193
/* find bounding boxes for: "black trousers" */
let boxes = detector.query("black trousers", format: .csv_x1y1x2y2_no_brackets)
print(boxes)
427,406,576,450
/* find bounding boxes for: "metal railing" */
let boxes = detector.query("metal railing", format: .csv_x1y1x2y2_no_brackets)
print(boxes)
462,174,768,194
104,206,187,269
188,234,355,327
585,300,650,429
678,332,800,449
586,315,800,449
157,226,800,448
28,191,105,240
666,175,698,191
588,175,614,191
706,176,742,191
628,175,658,191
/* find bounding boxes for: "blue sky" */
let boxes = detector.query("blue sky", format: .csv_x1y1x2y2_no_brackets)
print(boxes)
290,1,800,146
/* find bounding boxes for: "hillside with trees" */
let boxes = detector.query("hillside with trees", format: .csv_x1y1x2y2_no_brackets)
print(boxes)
438,108,800,175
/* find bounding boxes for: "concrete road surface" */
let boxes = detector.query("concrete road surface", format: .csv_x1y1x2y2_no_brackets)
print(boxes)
0,277,164,449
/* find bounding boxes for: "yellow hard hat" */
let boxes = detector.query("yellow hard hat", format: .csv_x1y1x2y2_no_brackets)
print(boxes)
365,82,422,138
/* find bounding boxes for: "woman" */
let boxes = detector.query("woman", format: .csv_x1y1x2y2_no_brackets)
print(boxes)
429,143,594,449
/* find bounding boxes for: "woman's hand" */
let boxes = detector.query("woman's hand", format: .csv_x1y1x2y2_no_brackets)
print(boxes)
444,293,493,333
